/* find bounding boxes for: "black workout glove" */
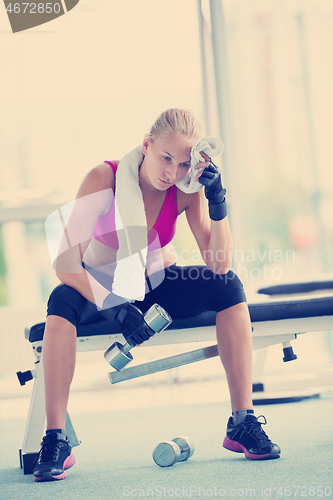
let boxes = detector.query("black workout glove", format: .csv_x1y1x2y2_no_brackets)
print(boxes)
199,160,227,221
116,303,155,347
100,294,155,347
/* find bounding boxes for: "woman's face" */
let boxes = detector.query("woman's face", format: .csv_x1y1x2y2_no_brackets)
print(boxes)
141,134,196,191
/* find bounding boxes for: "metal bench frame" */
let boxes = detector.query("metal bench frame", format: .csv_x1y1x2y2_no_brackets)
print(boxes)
19,294,333,474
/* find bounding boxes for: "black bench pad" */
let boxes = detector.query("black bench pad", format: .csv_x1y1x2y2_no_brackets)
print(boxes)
28,296,333,343
258,280,333,296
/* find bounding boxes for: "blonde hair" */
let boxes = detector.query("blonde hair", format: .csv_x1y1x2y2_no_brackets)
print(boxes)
147,108,204,142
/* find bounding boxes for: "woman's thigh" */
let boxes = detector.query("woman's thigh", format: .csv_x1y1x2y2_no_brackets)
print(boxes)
135,265,247,318
47,265,247,326
47,283,102,326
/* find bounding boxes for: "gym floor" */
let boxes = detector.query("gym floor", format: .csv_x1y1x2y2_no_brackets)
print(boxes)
0,374,332,500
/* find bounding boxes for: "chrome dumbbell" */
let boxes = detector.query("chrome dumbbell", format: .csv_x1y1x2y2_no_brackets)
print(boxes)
104,303,172,371
152,436,194,467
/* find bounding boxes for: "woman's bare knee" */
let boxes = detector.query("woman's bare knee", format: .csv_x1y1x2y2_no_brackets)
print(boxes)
217,302,250,323
45,315,76,335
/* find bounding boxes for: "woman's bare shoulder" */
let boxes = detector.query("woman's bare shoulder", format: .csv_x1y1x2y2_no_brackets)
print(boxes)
176,186,203,214
77,162,118,198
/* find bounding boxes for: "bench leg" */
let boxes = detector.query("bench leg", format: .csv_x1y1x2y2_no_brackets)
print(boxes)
65,412,81,448
252,348,268,394
20,356,46,474
19,354,81,474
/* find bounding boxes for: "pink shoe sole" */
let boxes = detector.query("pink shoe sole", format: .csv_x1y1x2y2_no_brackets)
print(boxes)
34,452,75,482
223,437,280,460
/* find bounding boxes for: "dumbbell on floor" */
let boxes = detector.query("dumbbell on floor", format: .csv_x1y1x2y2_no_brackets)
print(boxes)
104,303,172,371
153,436,194,467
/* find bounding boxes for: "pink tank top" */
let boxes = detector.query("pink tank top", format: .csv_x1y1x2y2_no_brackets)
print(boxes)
92,161,179,250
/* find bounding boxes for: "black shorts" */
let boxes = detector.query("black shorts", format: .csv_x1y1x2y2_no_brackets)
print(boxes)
47,264,247,327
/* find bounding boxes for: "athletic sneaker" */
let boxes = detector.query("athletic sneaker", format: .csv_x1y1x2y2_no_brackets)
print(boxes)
33,433,75,481
223,414,281,460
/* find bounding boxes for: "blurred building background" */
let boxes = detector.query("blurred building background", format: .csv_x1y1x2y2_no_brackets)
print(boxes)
0,0,332,398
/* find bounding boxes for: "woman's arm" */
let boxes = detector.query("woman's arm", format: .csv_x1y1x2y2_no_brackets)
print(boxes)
185,188,233,275
53,163,115,307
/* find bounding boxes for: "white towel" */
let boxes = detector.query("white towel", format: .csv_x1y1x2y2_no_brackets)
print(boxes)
176,136,224,193
112,145,147,302
112,136,223,301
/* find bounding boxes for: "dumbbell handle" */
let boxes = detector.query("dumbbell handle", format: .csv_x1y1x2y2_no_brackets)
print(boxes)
104,304,172,371
121,304,172,354
119,342,132,355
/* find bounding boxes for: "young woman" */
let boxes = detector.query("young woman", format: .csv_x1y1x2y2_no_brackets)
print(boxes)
33,108,280,482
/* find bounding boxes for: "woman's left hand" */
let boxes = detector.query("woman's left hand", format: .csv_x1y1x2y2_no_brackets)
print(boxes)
195,151,227,221
194,150,211,182
195,151,225,200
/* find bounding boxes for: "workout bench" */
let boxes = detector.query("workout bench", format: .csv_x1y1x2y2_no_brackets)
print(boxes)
18,292,333,474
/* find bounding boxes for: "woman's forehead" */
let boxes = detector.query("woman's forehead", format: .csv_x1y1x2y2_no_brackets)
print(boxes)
155,134,196,155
